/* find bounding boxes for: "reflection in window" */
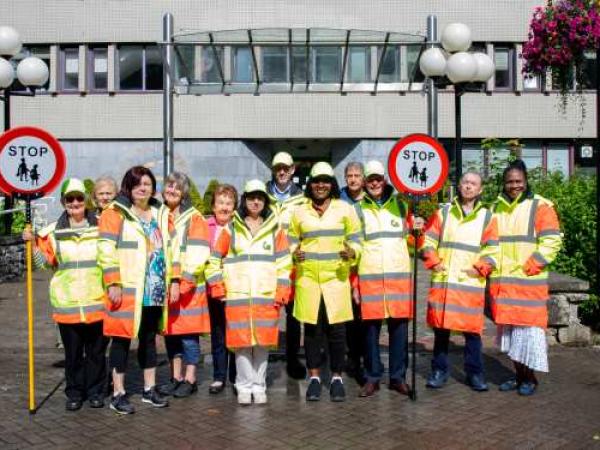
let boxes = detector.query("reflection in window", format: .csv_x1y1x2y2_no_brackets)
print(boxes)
292,47,307,83
581,51,597,89
233,47,254,82
262,46,288,82
521,147,543,171
523,73,541,91
145,46,163,90
90,47,108,91
62,47,79,91
547,146,570,176
462,148,484,174
313,47,341,83
118,45,163,91
347,46,371,82
405,45,424,82
378,46,400,83
494,47,514,90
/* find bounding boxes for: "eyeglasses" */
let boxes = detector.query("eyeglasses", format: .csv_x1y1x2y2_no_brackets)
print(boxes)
65,194,85,203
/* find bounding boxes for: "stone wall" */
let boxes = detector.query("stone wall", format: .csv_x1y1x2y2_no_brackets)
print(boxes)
547,272,592,346
0,236,25,283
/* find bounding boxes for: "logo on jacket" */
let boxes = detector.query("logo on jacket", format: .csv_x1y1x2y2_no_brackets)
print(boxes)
391,219,400,228
263,242,272,251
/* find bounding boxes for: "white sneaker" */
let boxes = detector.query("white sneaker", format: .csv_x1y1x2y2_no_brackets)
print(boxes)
237,391,252,405
253,391,267,404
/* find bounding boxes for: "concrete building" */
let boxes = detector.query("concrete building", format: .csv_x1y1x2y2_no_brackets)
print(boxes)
2,0,597,217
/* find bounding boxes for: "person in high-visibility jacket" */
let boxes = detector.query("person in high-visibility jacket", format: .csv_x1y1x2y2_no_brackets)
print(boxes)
98,166,177,414
491,159,562,396
23,178,107,412
207,179,292,405
421,172,499,392
157,172,210,399
266,151,308,380
288,161,362,403
354,160,416,398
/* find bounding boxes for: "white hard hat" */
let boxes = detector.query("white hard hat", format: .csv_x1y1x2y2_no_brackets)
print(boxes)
61,178,87,197
271,151,294,168
364,160,385,178
243,179,268,194
310,162,335,178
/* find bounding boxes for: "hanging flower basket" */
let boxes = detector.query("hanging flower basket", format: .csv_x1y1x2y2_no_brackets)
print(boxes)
522,0,600,114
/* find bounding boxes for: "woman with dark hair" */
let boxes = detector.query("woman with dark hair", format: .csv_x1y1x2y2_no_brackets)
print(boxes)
206,180,291,405
98,165,177,414
490,159,562,396
157,172,211,398
289,162,362,402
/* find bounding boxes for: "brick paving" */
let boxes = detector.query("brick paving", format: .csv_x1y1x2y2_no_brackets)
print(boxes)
1,270,599,449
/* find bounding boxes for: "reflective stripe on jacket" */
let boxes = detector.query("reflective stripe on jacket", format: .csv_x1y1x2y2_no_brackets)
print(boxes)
421,200,498,334
159,203,210,335
206,210,291,349
288,199,362,325
36,211,105,324
490,193,562,328
355,188,413,320
98,196,167,338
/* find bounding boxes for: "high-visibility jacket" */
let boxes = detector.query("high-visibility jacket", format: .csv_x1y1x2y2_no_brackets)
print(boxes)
421,200,498,334
158,202,210,335
490,192,562,328
206,209,292,349
267,181,309,230
288,199,362,325
35,211,105,324
98,196,169,338
355,187,414,320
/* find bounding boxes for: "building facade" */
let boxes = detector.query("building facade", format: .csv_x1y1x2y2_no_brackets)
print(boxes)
2,0,597,217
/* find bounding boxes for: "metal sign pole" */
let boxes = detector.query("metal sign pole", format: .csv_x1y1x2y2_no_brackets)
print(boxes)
410,199,419,401
25,197,36,414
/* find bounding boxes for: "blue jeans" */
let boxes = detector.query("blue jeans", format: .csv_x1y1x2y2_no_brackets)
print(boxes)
432,328,483,376
364,318,409,384
165,334,201,365
208,296,236,383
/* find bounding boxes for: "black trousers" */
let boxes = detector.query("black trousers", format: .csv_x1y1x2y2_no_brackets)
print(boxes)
109,306,162,373
285,301,302,361
304,300,346,374
346,300,365,365
58,321,108,401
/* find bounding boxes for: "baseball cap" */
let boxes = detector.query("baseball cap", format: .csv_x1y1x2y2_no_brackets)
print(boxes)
364,160,385,178
60,178,87,197
310,162,335,178
243,179,268,194
271,152,294,168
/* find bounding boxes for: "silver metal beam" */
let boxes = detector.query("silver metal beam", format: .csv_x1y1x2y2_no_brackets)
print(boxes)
163,12,174,179
426,15,438,138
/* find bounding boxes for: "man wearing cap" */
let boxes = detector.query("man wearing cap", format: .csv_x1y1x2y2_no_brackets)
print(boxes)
23,178,107,411
354,161,416,397
266,151,307,379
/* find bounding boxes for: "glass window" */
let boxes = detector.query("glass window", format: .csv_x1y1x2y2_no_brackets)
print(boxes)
232,47,254,82
494,46,514,90
378,46,400,83
547,145,570,176
405,45,424,83
313,47,341,83
523,73,542,91
580,51,597,89
347,46,371,83
118,45,143,90
145,46,163,90
262,46,288,82
521,147,543,171
198,46,223,83
462,148,484,174
62,47,79,91
89,47,108,91
292,47,308,83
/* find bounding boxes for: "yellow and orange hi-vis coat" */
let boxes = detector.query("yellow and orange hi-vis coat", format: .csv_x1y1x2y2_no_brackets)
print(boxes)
98,196,172,338
490,192,562,328
354,189,415,320
288,199,362,325
206,210,292,349
158,202,211,335
35,211,105,324
421,200,498,335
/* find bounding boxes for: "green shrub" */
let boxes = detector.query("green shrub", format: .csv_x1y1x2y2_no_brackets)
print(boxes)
83,178,96,211
188,178,204,213
202,179,219,216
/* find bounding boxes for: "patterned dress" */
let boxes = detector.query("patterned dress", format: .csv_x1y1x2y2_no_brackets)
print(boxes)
140,217,166,307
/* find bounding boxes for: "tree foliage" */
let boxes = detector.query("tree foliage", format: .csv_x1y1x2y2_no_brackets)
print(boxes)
202,179,220,216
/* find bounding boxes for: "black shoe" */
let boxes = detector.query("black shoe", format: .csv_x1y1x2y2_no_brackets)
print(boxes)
65,399,82,411
88,396,104,408
329,378,346,402
426,370,449,389
157,379,182,396
287,358,307,380
306,378,322,402
208,380,225,395
466,373,489,392
142,387,169,407
110,393,135,415
173,381,198,398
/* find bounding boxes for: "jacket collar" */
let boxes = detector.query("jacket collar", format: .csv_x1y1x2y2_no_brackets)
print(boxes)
113,194,161,219
55,209,98,230
363,184,394,207
498,190,534,208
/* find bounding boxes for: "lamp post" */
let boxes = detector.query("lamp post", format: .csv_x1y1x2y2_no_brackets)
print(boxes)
0,26,49,234
420,23,495,194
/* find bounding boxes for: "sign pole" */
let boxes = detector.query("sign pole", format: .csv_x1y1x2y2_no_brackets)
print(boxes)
410,199,419,402
25,198,36,414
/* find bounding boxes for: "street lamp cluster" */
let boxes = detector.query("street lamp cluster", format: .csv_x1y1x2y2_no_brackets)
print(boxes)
0,25,49,233
419,23,495,191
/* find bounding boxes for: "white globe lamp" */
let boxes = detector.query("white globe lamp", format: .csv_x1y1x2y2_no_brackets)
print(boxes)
441,23,472,53
472,52,495,82
17,57,49,87
446,52,477,84
419,47,447,77
0,57,15,88
0,26,22,57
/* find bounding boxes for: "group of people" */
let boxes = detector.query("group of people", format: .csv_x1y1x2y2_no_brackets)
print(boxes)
23,151,561,415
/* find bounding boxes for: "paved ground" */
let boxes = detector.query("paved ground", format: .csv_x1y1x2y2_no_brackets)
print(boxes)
1,269,600,449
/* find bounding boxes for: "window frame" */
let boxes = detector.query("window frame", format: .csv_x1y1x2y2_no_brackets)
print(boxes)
60,46,80,92
116,44,164,92
493,45,516,92
87,46,109,93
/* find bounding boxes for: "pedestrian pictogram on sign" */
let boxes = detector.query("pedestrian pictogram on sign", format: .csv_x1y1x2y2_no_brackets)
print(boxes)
387,133,449,197
0,126,66,198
